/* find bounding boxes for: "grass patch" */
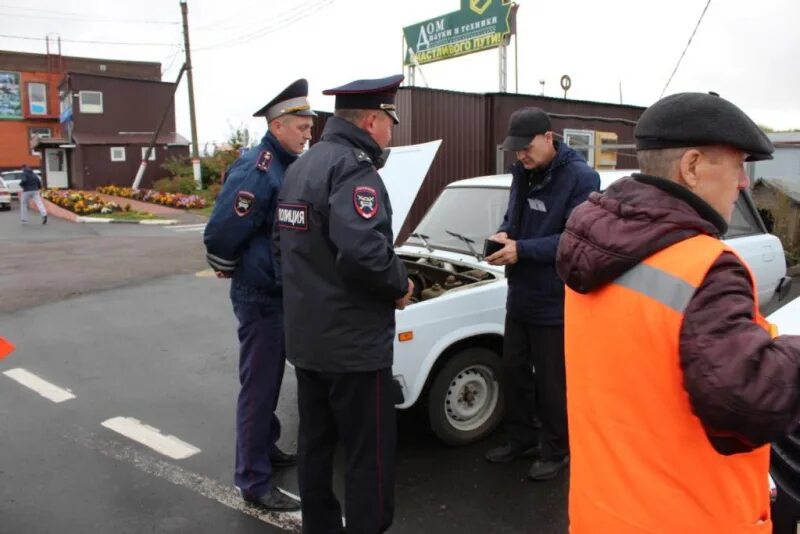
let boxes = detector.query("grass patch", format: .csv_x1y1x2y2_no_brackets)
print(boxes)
85,210,161,221
188,205,214,217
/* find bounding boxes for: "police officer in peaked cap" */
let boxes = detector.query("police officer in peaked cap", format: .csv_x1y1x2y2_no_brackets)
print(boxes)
274,74,413,533
203,78,316,512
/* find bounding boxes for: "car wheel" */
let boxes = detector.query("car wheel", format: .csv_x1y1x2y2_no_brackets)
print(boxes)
427,347,504,446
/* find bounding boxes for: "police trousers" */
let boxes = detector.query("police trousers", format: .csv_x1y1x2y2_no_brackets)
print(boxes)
232,299,286,498
502,317,568,460
295,366,396,534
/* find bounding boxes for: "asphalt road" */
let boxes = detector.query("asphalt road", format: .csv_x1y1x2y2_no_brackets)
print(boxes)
0,202,570,534
2,199,797,534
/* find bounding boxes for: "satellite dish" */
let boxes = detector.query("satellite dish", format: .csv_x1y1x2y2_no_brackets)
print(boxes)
560,75,571,98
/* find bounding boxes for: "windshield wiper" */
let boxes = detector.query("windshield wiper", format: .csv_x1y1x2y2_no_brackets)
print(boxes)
445,229,481,261
409,232,434,253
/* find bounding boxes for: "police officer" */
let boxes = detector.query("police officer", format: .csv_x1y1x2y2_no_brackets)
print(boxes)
275,74,413,533
203,78,316,512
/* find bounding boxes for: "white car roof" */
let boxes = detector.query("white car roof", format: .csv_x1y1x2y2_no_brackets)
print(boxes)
446,169,638,191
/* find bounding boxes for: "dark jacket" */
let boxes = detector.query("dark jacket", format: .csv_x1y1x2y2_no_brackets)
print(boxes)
498,141,599,325
204,132,297,303
19,169,41,192
274,117,408,372
557,174,800,453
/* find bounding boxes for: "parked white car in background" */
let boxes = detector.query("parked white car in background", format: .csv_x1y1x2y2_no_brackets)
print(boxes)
0,168,41,199
0,177,11,210
391,171,791,446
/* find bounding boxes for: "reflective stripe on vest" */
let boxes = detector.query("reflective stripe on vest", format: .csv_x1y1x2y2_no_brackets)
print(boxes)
565,234,772,534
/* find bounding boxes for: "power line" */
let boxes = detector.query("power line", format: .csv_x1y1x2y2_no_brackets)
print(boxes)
0,4,178,25
660,0,713,98
0,33,178,47
193,0,334,52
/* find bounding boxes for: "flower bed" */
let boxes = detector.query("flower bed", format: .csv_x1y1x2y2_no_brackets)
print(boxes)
97,185,206,209
42,190,128,215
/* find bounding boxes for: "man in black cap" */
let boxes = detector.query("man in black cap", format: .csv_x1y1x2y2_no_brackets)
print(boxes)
484,107,599,482
274,74,412,533
204,78,316,512
556,92,800,531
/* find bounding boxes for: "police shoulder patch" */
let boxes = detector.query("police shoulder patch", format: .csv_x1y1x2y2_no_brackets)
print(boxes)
353,186,379,219
256,150,273,172
234,191,255,217
277,202,309,231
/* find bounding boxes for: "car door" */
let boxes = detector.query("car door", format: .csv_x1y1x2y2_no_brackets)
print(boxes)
722,191,786,307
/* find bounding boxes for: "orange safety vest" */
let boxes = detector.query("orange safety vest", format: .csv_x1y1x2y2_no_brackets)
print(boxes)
565,234,772,533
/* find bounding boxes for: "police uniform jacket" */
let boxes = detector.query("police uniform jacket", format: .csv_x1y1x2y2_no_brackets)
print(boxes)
275,117,409,372
204,131,297,303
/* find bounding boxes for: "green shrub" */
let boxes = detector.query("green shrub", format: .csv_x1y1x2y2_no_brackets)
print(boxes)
153,175,196,194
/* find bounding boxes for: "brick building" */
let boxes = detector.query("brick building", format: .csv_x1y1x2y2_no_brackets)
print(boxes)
0,50,161,172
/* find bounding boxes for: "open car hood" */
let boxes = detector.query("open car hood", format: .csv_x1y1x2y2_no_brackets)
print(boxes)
378,139,441,238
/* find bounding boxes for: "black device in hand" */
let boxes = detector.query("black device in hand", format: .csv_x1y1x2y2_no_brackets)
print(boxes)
483,239,504,258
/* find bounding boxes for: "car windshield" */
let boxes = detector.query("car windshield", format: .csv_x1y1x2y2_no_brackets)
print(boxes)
406,186,510,254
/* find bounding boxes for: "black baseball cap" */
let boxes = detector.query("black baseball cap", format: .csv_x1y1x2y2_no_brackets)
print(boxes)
501,107,552,151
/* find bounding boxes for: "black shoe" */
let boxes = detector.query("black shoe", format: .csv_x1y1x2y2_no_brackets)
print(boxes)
527,455,569,481
485,442,541,463
242,487,301,512
269,448,297,468
42,215,47,225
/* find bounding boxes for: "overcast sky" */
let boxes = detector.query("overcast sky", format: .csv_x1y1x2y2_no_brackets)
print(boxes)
2,0,799,148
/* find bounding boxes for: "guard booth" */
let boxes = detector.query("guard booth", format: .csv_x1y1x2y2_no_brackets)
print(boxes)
31,135,71,189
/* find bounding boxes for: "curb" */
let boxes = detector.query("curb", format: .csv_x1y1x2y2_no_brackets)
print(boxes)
76,216,179,225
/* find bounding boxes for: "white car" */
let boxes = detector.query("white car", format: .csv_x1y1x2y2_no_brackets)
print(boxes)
391,171,791,445
0,177,11,210
0,169,41,199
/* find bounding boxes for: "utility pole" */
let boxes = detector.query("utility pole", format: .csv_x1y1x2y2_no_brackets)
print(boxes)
180,0,201,190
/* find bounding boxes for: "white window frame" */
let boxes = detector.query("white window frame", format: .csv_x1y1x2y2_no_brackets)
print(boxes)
27,82,47,115
111,147,126,162
79,90,103,113
563,128,595,168
141,146,156,161
29,127,52,156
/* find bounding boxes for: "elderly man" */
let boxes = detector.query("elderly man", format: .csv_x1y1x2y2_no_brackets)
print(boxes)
204,78,316,512
557,92,800,532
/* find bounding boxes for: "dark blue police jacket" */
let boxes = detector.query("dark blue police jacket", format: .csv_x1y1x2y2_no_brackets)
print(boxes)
498,141,600,325
204,131,298,303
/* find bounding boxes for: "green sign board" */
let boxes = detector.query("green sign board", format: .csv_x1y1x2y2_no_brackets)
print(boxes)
403,0,513,66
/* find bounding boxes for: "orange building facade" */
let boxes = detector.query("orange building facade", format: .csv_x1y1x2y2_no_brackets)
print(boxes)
0,70,63,170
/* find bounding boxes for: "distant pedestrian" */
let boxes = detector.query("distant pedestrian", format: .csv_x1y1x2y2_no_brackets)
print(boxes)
19,165,47,225
203,78,316,512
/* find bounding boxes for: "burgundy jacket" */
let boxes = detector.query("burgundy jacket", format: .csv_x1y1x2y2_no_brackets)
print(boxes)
557,174,800,454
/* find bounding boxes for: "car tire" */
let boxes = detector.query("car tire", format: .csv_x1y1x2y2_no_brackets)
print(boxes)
427,347,504,446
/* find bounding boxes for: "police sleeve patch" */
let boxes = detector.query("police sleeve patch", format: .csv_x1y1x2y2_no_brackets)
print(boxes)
234,191,255,217
277,203,309,231
353,186,379,219
256,150,273,171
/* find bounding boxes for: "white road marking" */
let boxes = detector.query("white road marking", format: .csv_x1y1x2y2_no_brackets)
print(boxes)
172,223,206,233
101,417,201,460
3,368,75,403
65,428,302,532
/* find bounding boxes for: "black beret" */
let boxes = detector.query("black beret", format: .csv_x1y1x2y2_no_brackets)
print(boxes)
252,78,317,120
634,92,773,162
501,107,552,151
323,74,404,124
